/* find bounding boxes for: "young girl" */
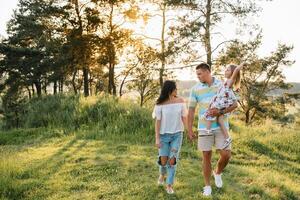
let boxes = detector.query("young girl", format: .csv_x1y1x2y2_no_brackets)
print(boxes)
153,80,187,194
203,63,244,149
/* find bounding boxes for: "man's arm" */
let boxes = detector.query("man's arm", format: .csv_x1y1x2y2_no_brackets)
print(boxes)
187,108,196,140
182,116,188,130
207,102,238,117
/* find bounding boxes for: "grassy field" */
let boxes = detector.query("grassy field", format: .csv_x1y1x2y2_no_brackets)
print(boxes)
0,96,299,200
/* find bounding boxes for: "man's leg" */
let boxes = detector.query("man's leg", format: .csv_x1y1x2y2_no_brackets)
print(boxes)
213,129,232,188
202,151,212,186
198,130,214,196
215,149,231,174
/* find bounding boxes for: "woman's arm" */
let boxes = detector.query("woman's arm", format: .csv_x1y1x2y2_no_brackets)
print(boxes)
182,116,188,131
155,119,161,148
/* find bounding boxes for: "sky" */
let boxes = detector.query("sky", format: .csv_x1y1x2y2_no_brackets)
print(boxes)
0,0,299,83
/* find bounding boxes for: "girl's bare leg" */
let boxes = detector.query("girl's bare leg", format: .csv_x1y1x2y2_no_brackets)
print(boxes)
206,120,212,132
217,115,229,139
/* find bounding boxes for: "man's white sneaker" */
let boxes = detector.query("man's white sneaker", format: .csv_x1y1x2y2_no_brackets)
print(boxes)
203,186,212,196
213,171,223,188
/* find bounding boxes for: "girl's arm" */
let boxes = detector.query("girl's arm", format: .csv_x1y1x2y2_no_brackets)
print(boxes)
182,116,188,131
228,63,245,88
155,119,161,148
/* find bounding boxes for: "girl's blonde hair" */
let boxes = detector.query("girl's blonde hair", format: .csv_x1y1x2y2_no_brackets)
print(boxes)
228,64,241,91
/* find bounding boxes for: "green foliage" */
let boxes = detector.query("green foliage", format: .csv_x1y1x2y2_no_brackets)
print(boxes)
126,44,160,107
1,86,27,129
1,95,154,140
216,33,297,124
24,95,80,129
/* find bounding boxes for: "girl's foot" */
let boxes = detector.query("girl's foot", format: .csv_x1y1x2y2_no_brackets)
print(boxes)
157,175,165,185
222,137,232,149
166,185,174,194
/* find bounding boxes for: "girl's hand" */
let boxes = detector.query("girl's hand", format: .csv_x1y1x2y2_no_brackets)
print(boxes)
239,62,247,69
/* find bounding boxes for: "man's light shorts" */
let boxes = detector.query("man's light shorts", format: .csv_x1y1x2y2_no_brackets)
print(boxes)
198,129,231,151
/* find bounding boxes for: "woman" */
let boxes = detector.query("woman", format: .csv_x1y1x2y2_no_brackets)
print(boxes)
153,80,187,194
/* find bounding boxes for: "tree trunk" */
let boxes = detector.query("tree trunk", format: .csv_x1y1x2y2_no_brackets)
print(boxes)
119,63,140,96
140,94,144,107
245,109,250,124
34,81,42,97
205,0,212,68
27,87,32,99
43,80,47,94
119,76,126,97
107,3,117,96
72,70,78,94
108,63,116,95
53,80,57,94
159,3,166,88
32,84,35,96
89,77,93,96
83,67,89,97
59,78,64,93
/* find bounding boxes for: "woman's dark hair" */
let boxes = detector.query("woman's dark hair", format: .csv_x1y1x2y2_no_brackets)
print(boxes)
156,80,177,105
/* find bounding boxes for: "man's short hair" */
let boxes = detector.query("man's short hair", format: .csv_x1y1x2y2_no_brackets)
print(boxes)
196,63,211,72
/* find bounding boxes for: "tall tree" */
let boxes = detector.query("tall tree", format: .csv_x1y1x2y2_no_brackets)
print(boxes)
61,0,103,96
0,0,63,97
93,0,137,95
137,0,196,88
174,0,262,69
127,44,160,107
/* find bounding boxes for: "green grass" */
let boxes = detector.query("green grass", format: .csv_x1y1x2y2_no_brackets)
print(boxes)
1,123,299,200
0,96,299,199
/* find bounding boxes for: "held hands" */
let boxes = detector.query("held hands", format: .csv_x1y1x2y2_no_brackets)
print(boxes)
188,130,197,142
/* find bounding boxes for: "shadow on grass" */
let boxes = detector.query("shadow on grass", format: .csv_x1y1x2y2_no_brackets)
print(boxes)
0,127,71,147
3,137,88,199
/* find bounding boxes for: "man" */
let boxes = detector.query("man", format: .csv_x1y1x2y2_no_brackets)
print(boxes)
187,63,238,196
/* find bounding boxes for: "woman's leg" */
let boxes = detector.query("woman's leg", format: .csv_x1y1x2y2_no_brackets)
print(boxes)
158,134,170,183
166,132,183,187
159,156,168,177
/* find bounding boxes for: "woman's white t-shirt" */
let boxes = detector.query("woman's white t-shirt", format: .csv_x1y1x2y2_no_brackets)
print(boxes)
153,103,187,135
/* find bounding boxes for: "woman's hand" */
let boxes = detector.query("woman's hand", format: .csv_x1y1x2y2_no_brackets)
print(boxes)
155,136,161,149
155,141,162,149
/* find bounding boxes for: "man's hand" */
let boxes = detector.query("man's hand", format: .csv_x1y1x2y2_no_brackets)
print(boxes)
188,130,197,142
207,108,220,117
